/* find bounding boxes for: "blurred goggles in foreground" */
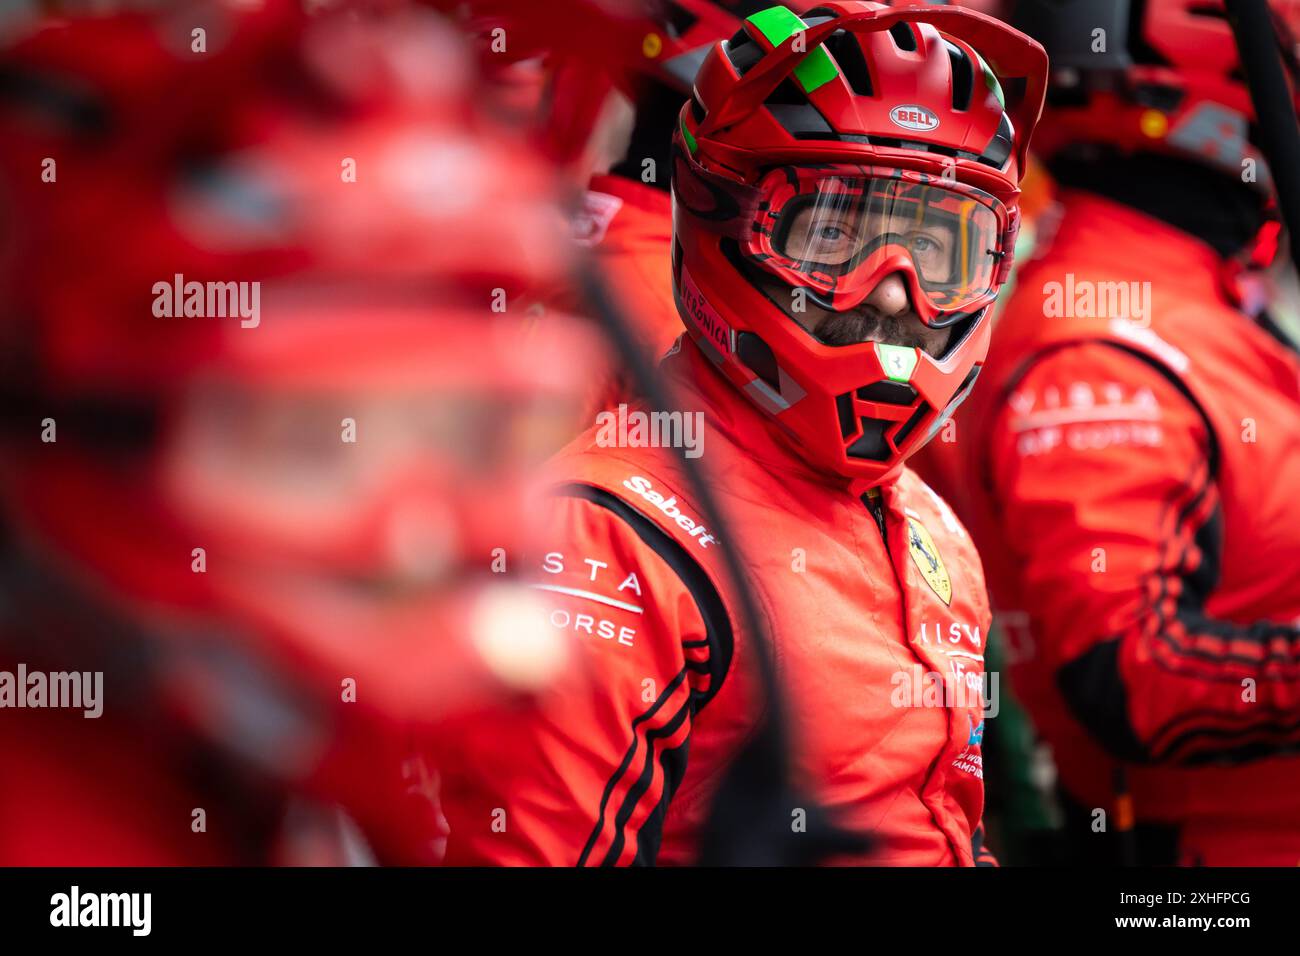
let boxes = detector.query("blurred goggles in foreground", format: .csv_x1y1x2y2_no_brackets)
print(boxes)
747,165,1009,325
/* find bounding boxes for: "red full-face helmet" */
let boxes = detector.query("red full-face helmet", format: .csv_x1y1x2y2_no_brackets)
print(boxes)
672,2,1046,481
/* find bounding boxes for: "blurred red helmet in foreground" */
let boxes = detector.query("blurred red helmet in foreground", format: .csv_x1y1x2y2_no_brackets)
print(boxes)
0,1,604,862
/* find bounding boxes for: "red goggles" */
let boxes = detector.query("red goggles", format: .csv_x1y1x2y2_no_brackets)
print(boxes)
675,152,1015,328
747,165,1011,325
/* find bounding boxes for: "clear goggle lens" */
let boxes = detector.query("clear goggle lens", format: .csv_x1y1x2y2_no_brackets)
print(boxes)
764,174,1002,315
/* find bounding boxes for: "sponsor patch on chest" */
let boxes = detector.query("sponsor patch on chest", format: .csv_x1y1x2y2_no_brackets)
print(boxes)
907,516,951,605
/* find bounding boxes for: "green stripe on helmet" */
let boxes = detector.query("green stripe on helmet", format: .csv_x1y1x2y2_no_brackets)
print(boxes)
746,5,840,95
746,5,805,45
978,53,1005,109
680,115,699,155
793,46,839,94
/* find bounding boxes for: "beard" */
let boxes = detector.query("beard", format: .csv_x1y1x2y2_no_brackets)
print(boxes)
814,309,951,357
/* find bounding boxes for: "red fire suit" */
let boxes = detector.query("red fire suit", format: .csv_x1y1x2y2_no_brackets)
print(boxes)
441,336,997,866
953,191,1300,865
549,173,682,416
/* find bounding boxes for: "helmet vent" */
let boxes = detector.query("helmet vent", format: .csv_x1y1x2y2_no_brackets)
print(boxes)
945,40,974,111
663,2,699,39
979,111,1014,169
691,93,707,123
888,22,918,53
767,77,810,105
857,381,917,405
824,30,874,97
769,103,833,136
847,418,891,461
836,393,858,440
736,331,782,392
724,31,764,76
865,135,980,163
891,401,932,450
763,75,835,137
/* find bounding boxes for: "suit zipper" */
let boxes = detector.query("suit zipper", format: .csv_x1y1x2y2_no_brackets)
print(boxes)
862,490,888,547
864,486,961,862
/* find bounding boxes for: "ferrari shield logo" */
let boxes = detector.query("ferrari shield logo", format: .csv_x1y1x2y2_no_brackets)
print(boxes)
907,517,951,606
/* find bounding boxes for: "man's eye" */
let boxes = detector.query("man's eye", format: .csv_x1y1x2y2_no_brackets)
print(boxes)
910,234,940,253
815,224,850,243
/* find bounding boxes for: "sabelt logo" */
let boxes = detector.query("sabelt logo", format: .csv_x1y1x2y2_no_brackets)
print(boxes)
623,475,717,548
889,104,940,132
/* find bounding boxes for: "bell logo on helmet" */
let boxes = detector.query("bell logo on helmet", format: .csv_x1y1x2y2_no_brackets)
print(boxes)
889,105,940,132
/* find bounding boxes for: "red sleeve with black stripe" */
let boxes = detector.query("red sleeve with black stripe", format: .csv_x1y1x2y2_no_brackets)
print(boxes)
439,488,726,866
986,342,1300,767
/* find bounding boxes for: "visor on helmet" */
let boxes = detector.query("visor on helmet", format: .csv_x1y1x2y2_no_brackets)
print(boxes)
747,165,1007,325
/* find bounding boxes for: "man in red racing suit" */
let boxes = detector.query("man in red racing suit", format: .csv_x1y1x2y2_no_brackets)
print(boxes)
440,2,1048,865
953,187,1300,866
442,338,998,865
940,0,1300,865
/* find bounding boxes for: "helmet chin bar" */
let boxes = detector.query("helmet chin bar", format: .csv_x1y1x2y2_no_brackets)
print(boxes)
841,305,987,464
721,236,989,471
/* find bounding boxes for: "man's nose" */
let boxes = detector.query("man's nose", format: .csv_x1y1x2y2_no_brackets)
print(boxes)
864,272,912,317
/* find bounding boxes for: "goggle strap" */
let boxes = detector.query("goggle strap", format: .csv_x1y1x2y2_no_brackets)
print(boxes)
994,206,1019,285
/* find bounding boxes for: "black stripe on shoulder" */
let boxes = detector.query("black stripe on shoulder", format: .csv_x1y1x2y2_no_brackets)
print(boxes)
556,482,734,709
1156,716,1300,766
607,697,693,866
558,481,736,866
